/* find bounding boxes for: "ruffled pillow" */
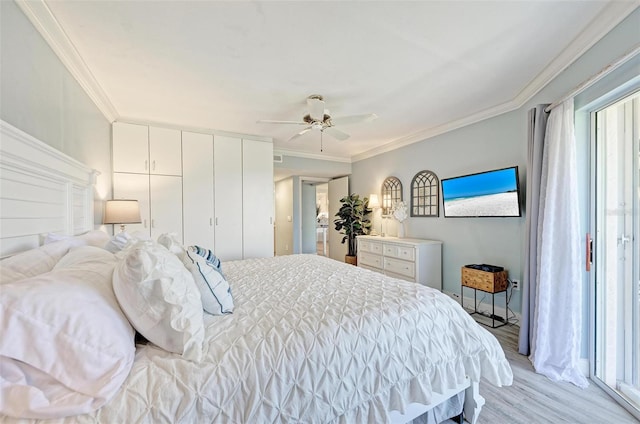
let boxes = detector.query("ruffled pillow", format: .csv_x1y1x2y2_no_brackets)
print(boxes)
157,235,232,315
112,240,204,362
157,233,186,260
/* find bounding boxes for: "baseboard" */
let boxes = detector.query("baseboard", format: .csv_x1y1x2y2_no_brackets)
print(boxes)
444,290,522,325
579,359,589,377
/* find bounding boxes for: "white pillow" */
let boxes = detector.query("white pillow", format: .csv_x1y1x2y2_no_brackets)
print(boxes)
0,239,82,285
104,232,133,253
43,230,110,248
157,232,186,260
183,246,234,315
0,246,135,419
105,231,154,254
112,241,205,362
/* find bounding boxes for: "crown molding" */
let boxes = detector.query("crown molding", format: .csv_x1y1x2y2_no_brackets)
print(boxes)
116,118,273,143
352,98,521,162
513,1,639,107
15,0,637,162
353,2,639,162
274,148,351,163
16,0,118,122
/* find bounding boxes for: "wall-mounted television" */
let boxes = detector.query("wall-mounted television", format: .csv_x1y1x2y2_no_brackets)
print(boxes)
441,166,522,217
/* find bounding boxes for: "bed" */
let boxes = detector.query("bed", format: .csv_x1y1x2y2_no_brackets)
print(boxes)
0,120,513,423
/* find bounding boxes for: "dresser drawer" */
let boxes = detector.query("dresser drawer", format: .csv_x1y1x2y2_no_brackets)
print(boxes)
384,257,415,278
360,252,383,269
360,240,383,254
356,236,442,291
383,244,415,261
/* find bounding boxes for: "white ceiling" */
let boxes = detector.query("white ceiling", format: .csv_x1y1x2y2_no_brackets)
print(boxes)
22,1,636,160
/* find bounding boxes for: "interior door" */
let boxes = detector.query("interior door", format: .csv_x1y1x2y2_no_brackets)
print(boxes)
328,176,349,262
182,131,214,248
112,122,148,174
214,135,243,261
301,182,317,254
592,92,639,419
149,126,182,176
150,175,183,242
242,139,274,259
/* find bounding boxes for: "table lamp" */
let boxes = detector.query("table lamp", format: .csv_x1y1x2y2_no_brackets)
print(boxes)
103,199,141,233
368,194,381,236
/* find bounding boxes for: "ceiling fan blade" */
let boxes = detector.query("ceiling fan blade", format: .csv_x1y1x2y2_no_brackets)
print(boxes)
330,113,378,126
307,96,325,121
288,127,313,141
324,126,350,141
257,119,308,125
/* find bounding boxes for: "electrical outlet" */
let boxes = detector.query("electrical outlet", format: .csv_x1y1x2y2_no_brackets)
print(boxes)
511,280,519,290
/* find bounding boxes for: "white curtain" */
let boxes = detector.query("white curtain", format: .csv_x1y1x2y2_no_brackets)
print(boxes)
529,98,588,388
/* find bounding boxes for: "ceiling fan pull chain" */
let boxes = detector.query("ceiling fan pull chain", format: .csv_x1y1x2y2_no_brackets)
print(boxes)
320,130,324,152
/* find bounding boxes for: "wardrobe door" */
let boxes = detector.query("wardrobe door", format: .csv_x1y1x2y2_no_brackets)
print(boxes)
113,173,150,235
182,131,214,248
149,126,182,176
242,139,274,258
113,122,148,174
150,175,183,241
213,135,243,261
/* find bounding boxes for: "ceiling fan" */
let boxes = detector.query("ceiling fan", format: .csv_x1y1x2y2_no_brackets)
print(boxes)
257,94,377,142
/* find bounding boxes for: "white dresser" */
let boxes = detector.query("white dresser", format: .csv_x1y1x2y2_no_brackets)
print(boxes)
356,235,443,290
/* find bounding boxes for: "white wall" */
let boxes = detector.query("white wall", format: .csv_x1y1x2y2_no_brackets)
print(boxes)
351,9,640,358
0,1,112,226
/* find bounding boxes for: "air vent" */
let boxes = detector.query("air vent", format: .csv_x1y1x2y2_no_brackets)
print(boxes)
273,154,283,163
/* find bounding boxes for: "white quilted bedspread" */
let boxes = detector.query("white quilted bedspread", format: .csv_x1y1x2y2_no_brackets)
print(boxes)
6,255,512,424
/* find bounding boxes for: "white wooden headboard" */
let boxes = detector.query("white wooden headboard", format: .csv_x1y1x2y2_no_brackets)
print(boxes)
0,120,98,257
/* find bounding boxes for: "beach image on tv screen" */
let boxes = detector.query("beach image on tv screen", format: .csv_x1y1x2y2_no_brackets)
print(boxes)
442,168,520,217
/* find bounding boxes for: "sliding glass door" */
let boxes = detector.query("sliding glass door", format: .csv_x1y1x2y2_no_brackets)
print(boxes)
592,91,639,419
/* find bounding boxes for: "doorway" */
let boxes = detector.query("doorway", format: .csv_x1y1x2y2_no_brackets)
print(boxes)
300,182,330,256
592,91,639,419
316,183,329,256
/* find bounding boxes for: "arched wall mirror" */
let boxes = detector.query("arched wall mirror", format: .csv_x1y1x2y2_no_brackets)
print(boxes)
381,176,402,215
411,170,439,217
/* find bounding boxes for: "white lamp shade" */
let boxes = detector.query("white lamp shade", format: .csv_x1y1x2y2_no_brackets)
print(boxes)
368,194,381,208
103,200,141,224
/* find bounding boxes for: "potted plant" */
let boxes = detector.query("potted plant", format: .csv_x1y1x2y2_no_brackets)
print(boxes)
334,194,372,265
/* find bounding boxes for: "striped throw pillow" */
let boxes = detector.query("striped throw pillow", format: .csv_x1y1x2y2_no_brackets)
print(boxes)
183,246,233,315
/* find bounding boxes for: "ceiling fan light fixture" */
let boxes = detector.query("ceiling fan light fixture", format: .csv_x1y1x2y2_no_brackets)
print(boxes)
258,94,376,144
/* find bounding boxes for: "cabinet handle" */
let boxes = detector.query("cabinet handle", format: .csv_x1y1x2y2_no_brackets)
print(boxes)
215,217,219,225
210,218,213,226
144,160,148,171
152,160,156,171
151,219,155,228
144,219,147,228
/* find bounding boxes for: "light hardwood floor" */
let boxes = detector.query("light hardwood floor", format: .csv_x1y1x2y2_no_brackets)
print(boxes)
466,323,638,423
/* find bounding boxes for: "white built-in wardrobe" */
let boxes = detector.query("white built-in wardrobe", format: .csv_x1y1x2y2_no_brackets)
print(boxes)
112,122,274,261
